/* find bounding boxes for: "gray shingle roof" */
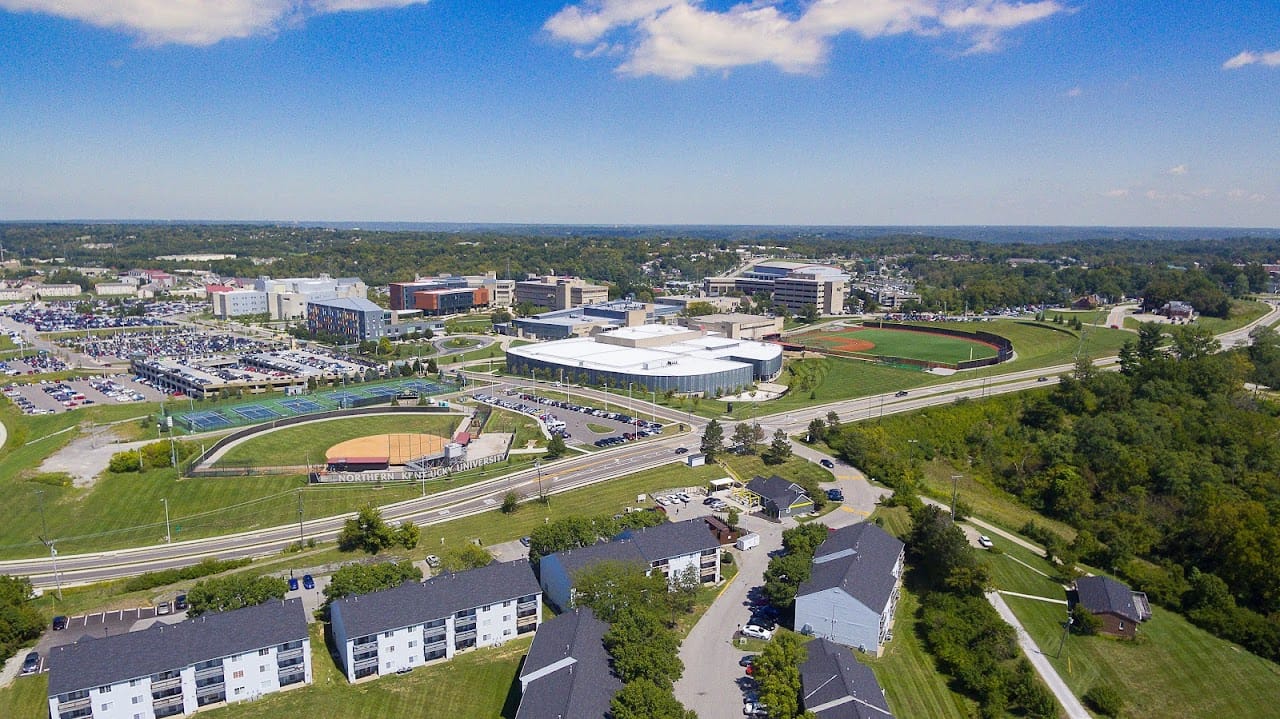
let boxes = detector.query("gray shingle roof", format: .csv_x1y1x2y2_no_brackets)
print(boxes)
801,638,893,719
550,540,648,579
747,475,811,509
332,560,540,640
515,607,622,719
617,518,719,562
800,523,903,612
46,598,309,698
1074,576,1142,623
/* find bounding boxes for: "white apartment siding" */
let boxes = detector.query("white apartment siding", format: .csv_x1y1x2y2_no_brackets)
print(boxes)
48,639,311,719
794,587,882,655
338,594,541,683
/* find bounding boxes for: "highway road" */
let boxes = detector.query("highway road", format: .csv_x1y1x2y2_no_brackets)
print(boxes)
5,302,1276,588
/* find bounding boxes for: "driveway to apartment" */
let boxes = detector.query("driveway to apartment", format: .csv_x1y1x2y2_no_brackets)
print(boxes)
674,469,884,718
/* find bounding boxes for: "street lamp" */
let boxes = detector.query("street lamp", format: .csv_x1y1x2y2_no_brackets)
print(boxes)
534,459,545,504
161,498,171,543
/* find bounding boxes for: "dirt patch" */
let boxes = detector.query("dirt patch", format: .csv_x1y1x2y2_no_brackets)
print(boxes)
38,426,140,489
325,433,449,464
824,334,877,353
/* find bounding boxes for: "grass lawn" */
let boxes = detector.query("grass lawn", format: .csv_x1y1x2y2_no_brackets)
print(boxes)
1123,300,1269,334
1042,308,1110,325
479,404,544,449
197,624,526,719
805,326,999,363
978,519,1280,719
444,337,480,348
863,588,974,719
585,422,613,434
718,451,831,488
0,672,48,719
920,460,1077,543
214,415,461,467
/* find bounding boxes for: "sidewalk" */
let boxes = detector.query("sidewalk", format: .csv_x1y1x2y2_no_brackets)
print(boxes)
986,591,1090,719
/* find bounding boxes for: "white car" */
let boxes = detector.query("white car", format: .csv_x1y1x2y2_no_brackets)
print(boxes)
741,624,774,640
977,535,994,549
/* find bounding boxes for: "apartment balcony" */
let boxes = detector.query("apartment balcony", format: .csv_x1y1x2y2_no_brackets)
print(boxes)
152,693,186,709
195,665,224,680
279,669,306,687
353,648,379,662
277,647,304,662
195,680,225,696
58,706,93,719
55,696,91,713
353,655,379,671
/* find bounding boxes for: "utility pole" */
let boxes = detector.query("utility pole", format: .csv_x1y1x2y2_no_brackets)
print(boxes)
161,498,171,543
950,474,962,522
296,491,305,546
535,459,545,504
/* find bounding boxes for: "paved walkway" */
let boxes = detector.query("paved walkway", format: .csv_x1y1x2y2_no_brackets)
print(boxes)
986,592,1090,719
998,590,1068,605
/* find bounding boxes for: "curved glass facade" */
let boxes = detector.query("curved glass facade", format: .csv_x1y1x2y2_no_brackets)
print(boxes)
507,351,782,396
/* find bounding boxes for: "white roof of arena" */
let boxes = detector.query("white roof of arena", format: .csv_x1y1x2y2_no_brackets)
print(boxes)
507,324,781,378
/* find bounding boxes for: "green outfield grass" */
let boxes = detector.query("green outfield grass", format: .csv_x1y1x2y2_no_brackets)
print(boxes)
1042,308,1110,325
213,414,461,467
805,326,1000,363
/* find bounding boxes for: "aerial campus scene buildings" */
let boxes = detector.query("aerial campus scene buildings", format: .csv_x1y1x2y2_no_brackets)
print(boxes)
2,2,1280,719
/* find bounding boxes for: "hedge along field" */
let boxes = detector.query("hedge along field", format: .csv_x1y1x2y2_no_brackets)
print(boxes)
805,326,1000,364
213,414,462,467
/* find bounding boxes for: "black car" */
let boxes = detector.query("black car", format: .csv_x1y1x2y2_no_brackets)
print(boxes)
820,459,835,469
894,390,909,397
675,447,689,454
52,615,67,631
826,488,844,501
739,654,757,668
174,594,188,611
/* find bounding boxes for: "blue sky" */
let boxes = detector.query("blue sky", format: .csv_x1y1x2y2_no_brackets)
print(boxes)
0,1,1277,227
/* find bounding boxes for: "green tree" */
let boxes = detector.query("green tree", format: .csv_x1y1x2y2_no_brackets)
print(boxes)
108,451,141,473
323,561,422,601
439,544,493,572
501,491,520,514
700,419,725,460
732,422,757,453
545,432,567,459
806,418,826,444
610,679,697,719
1083,685,1125,717
908,505,988,595
573,560,668,622
186,574,288,617
0,575,43,662
606,612,684,686
683,301,717,317
763,429,793,465
798,303,819,323
394,520,420,549
337,504,395,554
754,632,808,719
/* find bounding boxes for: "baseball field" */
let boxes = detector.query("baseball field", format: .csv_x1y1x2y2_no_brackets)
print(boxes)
803,326,1000,364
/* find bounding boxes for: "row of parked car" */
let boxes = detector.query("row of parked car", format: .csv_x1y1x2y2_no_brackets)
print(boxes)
502,388,664,433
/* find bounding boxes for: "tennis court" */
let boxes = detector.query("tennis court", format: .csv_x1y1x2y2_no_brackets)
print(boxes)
279,397,326,413
231,405,281,421
330,391,363,404
361,385,400,397
184,411,233,431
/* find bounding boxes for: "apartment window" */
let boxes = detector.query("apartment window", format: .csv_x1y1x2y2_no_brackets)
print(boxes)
503,615,511,622
504,629,512,636
135,714,145,719
235,688,244,696
384,631,394,638
388,645,396,653
259,648,270,656
132,696,143,704
233,670,244,679
408,641,417,648
482,634,490,642
100,702,112,711
97,685,111,693
259,665,267,672
129,679,141,687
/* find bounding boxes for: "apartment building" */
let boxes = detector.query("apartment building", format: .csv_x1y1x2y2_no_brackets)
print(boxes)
514,607,622,719
702,260,850,315
329,561,542,683
794,523,904,657
538,518,722,612
514,275,609,311
46,599,311,719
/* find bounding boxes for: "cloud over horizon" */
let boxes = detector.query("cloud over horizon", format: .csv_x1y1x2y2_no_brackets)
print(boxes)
0,0,428,46
545,0,1068,78
1223,48,1280,69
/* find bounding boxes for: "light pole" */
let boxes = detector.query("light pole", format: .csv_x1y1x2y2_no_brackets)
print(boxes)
650,391,657,424
161,498,171,543
534,459,545,504
950,474,962,522
297,491,305,546
628,382,634,416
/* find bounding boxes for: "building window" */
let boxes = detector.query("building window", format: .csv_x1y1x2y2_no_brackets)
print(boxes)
97,685,111,693
384,631,394,638
259,648,270,656
408,641,417,648
133,696,143,704
259,665,267,672
235,687,244,696
101,702,112,711
129,679,141,687
233,670,244,679
503,615,511,622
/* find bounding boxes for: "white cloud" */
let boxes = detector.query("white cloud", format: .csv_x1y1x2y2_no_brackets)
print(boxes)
545,0,1067,78
1065,86,1081,97
1223,49,1280,69
0,0,428,46
1168,164,1188,176
1104,188,1129,198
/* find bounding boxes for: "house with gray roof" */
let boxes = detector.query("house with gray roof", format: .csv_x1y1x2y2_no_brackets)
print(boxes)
794,523,904,656
745,475,814,519
514,607,622,719
1069,575,1151,638
538,518,722,612
801,638,894,719
329,560,541,682
46,598,310,719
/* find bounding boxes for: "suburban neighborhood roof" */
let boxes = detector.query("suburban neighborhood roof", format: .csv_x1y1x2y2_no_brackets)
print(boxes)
47,598,309,697
800,523,904,613
515,607,622,719
1074,575,1145,624
548,519,718,577
746,475,812,510
331,560,540,639
801,638,894,719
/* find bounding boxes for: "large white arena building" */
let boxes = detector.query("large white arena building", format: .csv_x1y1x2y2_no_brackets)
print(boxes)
505,324,783,395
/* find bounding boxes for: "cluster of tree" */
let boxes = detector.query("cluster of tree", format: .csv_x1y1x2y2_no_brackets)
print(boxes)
438,544,494,573
830,329,1280,662
572,561,699,719
908,506,1057,718
108,438,201,473
544,432,567,459
121,557,252,592
750,632,816,719
0,576,43,664
527,508,665,563
337,505,420,554
804,411,842,445
323,561,422,602
761,523,829,609
186,573,288,617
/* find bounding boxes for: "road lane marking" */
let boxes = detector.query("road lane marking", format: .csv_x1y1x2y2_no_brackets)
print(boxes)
839,506,869,516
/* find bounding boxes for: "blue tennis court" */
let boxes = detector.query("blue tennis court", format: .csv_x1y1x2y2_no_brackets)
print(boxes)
184,411,232,430
362,385,400,397
330,391,362,403
231,405,281,421
403,381,442,393
279,397,325,413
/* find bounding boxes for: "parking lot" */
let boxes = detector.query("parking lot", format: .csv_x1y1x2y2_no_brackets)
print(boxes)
473,387,664,448
3,374,168,415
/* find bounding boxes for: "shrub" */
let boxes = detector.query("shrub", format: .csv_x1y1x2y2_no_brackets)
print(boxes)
1083,684,1125,717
